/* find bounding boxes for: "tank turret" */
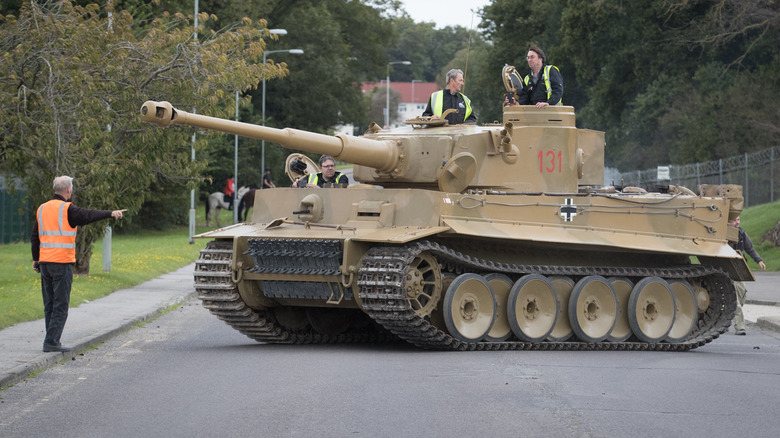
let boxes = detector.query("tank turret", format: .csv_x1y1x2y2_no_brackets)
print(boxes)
141,101,603,193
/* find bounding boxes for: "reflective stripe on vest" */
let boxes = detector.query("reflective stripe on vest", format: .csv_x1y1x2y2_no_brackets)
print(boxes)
430,91,472,121
308,172,345,186
524,65,560,101
37,199,77,263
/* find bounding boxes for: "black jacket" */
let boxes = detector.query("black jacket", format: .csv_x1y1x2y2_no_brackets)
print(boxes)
422,89,477,125
730,228,763,264
518,64,564,106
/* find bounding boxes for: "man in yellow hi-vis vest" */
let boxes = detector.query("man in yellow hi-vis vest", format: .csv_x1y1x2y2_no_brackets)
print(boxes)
513,45,563,108
293,155,349,188
31,176,126,353
422,68,476,125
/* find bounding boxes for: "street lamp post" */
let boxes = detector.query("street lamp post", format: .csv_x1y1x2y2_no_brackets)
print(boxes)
261,44,304,174
386,61,411,128
189,0,200,243
233,90,239,223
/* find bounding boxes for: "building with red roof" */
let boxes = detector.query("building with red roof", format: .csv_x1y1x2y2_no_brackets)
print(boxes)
361,81,439,127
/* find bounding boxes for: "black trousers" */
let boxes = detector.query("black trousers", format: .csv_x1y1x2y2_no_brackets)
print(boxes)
40,262,73,345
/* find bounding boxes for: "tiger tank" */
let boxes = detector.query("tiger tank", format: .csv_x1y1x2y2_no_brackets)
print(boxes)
140,100,752,351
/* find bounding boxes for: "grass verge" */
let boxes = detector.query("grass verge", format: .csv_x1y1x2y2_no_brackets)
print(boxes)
0,205,238,330
740,199,780,271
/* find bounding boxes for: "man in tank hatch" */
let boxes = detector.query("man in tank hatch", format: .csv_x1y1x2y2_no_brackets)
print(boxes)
293,155,349,188
422,68,476,125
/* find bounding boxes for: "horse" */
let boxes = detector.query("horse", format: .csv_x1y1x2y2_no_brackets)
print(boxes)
205,185,254,228
237,188,257,222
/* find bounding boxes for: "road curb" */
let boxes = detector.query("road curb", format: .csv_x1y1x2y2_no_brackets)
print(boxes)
757,316,780,333
746,299,780,307
0,290,196,390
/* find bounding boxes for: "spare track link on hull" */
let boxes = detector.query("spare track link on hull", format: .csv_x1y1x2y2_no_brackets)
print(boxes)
357,241,736,351
194,240,385,344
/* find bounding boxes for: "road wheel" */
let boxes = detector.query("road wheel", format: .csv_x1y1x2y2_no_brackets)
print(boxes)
306,308,351,336
548,276,574,341
273,306,309,331
666,280,697,343
606,277,634,342
484,273,514,342
628,277,675,343
568,275,618,343
443,274,496,343
508,274,558,342
429,273,455,331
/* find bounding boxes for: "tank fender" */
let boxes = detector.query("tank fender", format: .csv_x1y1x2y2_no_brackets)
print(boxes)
350,226,451,243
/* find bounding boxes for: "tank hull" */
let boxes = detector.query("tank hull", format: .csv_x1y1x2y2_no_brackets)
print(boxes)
193,186,745,350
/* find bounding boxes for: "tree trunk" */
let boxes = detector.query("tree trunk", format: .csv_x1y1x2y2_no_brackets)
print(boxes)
74,232,94,276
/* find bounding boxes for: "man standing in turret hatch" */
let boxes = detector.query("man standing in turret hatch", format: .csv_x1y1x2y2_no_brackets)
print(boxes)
422,68,477,125
508,45,563,108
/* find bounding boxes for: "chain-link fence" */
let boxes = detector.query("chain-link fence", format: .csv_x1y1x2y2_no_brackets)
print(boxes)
612,146,780,208
0,175,32,244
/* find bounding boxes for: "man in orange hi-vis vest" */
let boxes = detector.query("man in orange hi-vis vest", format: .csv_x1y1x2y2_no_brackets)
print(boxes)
31,176,126,353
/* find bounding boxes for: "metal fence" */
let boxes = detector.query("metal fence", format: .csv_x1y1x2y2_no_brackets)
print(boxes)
613,146,780,208
0,175,32,244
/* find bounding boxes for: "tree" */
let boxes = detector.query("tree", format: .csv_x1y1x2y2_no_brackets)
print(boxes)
477,0,780,171
387,17,478,83
0,1,286,273
366,85,401,126
245,0,395,133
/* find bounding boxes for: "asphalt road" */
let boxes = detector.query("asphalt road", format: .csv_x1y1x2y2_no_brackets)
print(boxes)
2,299,780,438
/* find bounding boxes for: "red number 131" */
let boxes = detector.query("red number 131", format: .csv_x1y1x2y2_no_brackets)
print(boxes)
538,150,562,173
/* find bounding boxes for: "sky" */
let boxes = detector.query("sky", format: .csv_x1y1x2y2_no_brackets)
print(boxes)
398,0,492,30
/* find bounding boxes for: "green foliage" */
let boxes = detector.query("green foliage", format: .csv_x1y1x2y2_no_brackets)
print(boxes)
0,1,286,274
739,200,780,271
247,0,394,134
366,85,402,126
476,0,780,171
123,178,191,232
388,17,480,83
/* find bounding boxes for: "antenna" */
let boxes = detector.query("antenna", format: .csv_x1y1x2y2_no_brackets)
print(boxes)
463,10,474,93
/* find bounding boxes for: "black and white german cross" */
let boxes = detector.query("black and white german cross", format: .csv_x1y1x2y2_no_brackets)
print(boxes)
559,198,577,222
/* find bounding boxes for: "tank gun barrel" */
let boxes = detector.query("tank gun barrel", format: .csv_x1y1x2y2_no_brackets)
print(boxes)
140,101,398,172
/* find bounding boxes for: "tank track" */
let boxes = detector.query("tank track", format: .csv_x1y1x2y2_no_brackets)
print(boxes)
357,241,736,351
195,239,735,351
194,240,387,344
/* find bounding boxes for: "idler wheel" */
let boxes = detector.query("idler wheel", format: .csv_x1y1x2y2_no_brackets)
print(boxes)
568,275,618,343
484,273,514,342
666,280,697,343
508,274,559,342
443,274,496,343
404,252,443,318
547,276,575,341
606,277,634,342
628,277,675,343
